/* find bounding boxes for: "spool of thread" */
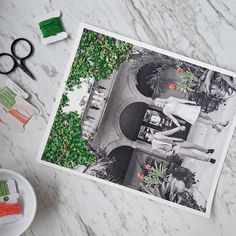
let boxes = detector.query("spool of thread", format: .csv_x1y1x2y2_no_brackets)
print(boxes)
0,87,16,110
37,10,68,45
0,181,8,196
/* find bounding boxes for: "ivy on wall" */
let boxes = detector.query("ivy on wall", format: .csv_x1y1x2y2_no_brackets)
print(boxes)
42,94,96,168
67,30,133,90
42,29,133,168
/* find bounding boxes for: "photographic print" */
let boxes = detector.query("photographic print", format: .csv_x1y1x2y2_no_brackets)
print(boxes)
37,24,236,217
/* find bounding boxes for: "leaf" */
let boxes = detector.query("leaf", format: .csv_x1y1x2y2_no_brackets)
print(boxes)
142,162,166,185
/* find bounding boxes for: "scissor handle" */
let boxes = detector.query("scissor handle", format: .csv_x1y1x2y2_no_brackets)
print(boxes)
0,53,17,74
11,38,34,60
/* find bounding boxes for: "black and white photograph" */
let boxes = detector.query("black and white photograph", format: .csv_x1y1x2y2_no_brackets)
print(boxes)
38,24,236,217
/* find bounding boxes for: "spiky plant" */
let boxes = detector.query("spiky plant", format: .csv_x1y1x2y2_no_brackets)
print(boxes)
142,162,167,185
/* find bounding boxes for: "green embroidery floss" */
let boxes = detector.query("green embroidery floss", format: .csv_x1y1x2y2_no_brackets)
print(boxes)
0,181,8,196
39,17,64,38
0,87,16,110
37,10,68,45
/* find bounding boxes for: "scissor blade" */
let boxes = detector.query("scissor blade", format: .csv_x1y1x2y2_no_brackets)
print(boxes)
18,63,36,80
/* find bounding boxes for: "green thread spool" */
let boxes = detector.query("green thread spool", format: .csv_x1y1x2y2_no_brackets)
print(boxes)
0,181,8,196
3,196,9,201
38,11,68,45
39,17,64,38
0,87,16,110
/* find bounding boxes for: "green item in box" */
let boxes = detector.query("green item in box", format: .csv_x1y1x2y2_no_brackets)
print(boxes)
0,181,8,196
0,87,16,110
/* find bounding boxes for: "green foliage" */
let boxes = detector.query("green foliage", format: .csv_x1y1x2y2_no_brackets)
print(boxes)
67,30,133,90
43,108,96,168
178,191,206,212
176,71,198,93
167,163,196,189
43,30,133,169
142,162,167,185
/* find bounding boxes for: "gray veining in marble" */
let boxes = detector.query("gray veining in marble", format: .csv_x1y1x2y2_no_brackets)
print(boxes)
0,0,236,235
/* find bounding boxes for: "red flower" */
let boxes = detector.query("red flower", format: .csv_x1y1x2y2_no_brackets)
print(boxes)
168,83,176,90
177,67,184,73
145,164,152,171
137,172,144,179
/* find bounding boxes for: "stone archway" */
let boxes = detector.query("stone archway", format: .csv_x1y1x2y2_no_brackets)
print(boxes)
112,97,150,139
105,137,136,156
127,56,184,99
119,102,148,141
136,63,158,97
108,146,134,183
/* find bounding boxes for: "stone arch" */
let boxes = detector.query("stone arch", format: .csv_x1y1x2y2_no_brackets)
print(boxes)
105,137,137,155
127,69,152,101
113,97,145,138
127,57,180,99
119,102,148,141
108,146,135,183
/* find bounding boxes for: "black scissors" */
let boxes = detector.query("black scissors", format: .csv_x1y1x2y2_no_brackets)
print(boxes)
0,38,35,80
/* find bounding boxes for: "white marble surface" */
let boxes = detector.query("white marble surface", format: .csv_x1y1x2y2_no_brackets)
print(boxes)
0,0,236,235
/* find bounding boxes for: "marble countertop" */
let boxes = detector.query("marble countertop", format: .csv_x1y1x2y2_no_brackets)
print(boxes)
0,0,236,235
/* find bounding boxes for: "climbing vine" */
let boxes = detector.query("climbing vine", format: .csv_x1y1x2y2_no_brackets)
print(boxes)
67,30,133,90
42,29,133,168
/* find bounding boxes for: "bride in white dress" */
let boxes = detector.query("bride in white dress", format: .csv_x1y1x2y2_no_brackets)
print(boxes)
153,96,229,132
